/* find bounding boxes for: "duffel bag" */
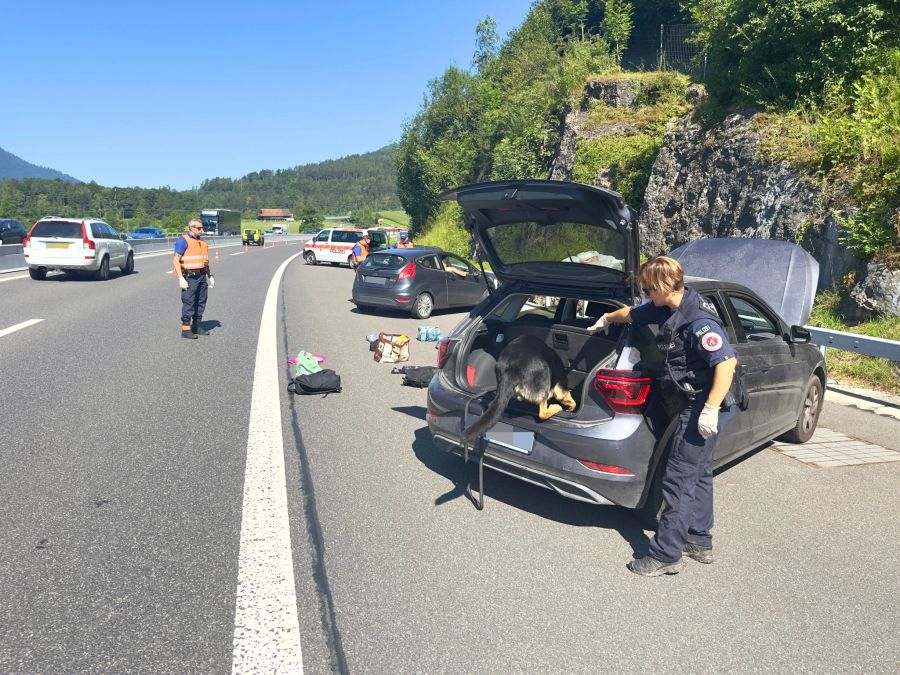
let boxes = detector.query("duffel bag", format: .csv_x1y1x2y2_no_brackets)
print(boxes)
287,368,342,396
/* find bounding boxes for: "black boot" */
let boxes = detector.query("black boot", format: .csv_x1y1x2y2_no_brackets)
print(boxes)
192,317,210,336
182,324,198,339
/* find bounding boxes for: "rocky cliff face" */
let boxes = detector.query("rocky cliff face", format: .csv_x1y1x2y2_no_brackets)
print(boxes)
549,79,897,317
636,109,862,292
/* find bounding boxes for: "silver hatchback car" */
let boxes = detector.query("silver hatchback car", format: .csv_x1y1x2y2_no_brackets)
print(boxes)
426,180,825,520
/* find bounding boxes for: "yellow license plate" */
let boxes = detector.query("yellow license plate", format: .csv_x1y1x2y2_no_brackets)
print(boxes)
46,242,70,249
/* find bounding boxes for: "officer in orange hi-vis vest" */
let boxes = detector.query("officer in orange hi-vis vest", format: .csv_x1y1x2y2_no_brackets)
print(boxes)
173,219,215,339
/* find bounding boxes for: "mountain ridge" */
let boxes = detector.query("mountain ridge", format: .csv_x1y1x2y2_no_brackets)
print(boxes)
0,146,80,182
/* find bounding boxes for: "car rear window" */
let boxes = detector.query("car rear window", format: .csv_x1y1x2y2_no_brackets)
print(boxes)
484,220,626,271
31,221,82,238
361,254,407,271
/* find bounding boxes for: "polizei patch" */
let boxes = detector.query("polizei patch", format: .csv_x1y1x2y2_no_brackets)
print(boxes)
701,332,723,351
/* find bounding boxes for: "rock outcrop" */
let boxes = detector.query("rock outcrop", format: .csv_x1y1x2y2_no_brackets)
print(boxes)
851,262,900,317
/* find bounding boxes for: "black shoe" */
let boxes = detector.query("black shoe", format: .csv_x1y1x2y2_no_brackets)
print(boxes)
182,328,198,339
684,543,714,564
191,321,210,336
626,556,684,577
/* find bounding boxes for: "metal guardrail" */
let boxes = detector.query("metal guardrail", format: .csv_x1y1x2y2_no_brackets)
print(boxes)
805,326,900,361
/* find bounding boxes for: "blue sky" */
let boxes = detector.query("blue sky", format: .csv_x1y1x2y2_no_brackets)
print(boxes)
2,0,534,190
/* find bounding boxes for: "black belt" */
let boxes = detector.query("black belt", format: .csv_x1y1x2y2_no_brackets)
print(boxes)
184,269,208,278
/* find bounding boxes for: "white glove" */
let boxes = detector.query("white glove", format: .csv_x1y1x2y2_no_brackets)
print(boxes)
697,404,720,439
588,315,609,333
208,274,215,288
178,276,189,290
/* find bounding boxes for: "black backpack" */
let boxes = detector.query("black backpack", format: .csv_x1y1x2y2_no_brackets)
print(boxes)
391,365,438,388
287,369,342,396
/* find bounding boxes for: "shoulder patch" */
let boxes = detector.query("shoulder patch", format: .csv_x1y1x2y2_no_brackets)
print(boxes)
700,332,723,352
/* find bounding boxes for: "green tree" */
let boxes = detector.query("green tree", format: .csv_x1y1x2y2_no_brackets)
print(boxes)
472,17,500,72
601,0,634,63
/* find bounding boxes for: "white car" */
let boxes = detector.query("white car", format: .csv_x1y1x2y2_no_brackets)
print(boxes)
24,217,134,280
303,227,388,267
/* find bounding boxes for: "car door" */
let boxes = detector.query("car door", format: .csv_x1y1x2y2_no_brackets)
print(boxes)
103,223,126,264
722,292,801,441
442,254,481,306
698,292,756,462
415,254,450,307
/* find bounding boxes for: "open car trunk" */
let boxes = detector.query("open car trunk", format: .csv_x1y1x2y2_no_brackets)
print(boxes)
452,293,628,421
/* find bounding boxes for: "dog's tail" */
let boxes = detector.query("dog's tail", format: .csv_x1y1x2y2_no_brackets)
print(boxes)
463,377,516,445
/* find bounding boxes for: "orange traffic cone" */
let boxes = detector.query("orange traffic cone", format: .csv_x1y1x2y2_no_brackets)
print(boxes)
244,243,249,253
214,249,220,261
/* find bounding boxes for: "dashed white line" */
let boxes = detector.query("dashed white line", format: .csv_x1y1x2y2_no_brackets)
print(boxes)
0,319,43,337
232,251,304,673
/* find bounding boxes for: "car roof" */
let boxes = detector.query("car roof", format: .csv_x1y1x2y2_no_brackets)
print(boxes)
368,246,444,258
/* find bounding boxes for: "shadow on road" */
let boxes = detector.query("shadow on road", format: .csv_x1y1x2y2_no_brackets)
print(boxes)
406,420,650,556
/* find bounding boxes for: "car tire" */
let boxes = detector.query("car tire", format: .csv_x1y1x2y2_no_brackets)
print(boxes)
121,252,134,275
29,267,47,280
411,292,434,319
347,255,355,268
95,256,110,281
304,251,317,265
780,376,823,444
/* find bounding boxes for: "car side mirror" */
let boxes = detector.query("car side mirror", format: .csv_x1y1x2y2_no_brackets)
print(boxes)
119,234,128,241
788,325,811,343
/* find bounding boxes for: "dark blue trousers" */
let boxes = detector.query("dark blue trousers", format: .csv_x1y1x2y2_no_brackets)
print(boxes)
180,275,208,324
648,395,735,563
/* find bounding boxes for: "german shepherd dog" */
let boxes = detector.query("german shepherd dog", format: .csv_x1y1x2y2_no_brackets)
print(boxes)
463,335,576,443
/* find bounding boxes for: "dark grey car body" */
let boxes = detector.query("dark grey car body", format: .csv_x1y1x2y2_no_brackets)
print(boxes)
351,247,490,319
426,180,826,515
0,219,27,245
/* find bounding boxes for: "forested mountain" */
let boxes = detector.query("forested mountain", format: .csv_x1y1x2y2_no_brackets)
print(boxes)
0,146,79,182
0,145,401,227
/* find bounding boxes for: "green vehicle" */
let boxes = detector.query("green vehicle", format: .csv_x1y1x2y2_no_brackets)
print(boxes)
243,227,265,246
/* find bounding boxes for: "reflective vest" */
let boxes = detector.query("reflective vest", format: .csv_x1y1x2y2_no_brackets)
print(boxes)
655,287,725,389
354,239,369,262
397,241,413,249
179,235,209,270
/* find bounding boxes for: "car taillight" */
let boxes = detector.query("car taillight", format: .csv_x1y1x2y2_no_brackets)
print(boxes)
22,235,31,248
593,369,651,414
577,459,635,476
81,221,95,250
397,262,416,280
437,337,451,368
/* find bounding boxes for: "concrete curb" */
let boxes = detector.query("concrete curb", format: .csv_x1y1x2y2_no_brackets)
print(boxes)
825,383,900,421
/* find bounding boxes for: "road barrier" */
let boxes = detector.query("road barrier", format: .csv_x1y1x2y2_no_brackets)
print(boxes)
805,326,900,361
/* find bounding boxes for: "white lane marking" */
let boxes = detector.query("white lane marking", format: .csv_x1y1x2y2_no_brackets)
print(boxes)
231,251,246,256
232,251,304,673
0,273,29,283
0,319,44,337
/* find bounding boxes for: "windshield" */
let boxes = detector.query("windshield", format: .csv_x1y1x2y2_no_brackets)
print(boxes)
484,220,625,271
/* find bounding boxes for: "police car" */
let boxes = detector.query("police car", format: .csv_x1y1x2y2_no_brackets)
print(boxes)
302,228,388,267
426,180,825,522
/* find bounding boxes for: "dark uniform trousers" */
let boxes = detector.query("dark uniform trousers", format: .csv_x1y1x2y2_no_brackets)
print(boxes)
649,391,736,563
181,271,208,325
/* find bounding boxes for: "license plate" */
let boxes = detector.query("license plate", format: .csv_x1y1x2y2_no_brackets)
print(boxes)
485,422,534,455
46,242,70,249
365,276,387,285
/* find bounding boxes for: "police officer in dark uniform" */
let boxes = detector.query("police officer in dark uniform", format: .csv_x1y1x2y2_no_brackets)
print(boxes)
173,219,215,339
590,256,737,576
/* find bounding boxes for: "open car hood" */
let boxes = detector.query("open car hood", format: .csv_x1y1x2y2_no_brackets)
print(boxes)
669,238,819,327
439,180,639,292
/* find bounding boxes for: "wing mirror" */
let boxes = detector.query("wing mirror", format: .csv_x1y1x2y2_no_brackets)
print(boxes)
788,325,811,343
119,234,128,241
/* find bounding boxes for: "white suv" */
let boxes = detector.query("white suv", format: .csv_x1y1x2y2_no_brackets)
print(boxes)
24,217,135,280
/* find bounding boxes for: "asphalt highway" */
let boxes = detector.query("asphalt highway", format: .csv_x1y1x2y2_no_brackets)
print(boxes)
0,242,897,673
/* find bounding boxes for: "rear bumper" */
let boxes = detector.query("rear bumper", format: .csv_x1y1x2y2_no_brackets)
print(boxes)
426,372,656,509
352,286,413,309
25,254,101,272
